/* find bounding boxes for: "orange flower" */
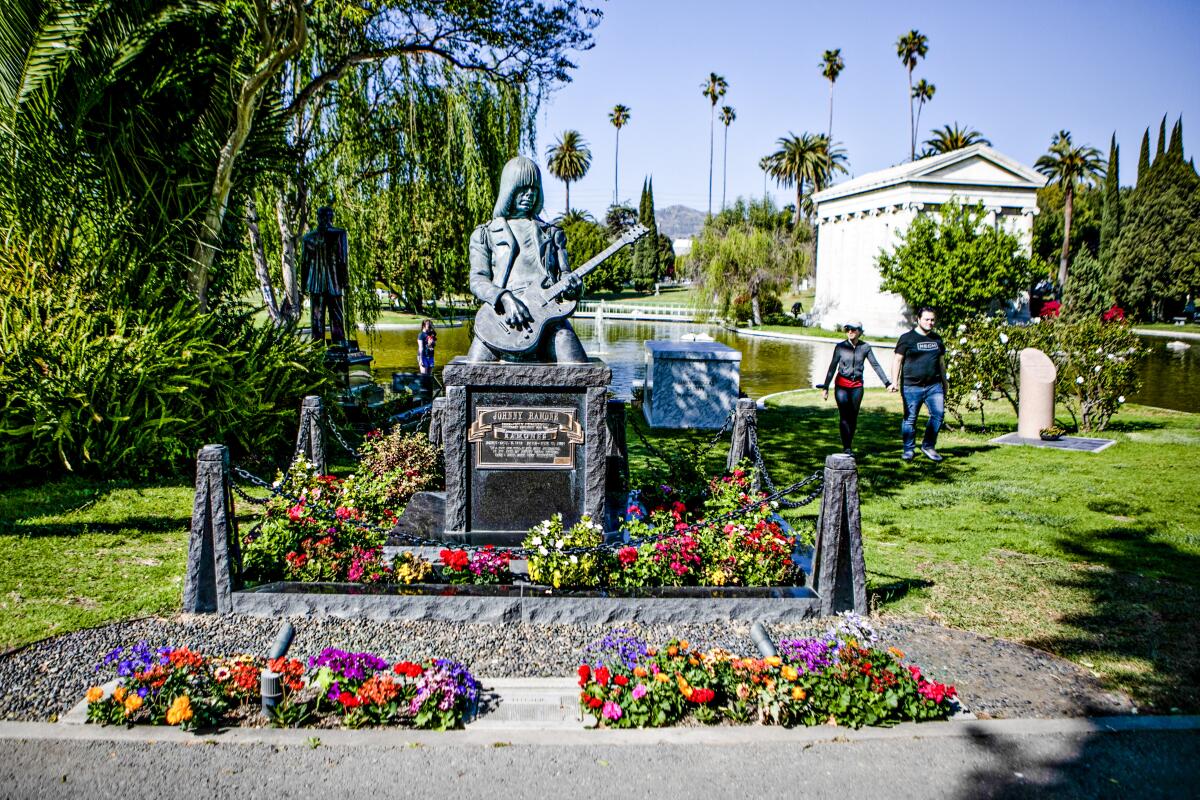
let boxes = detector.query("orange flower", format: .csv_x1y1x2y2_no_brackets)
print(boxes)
764,678,776,691
112,686,128,703
667,646,678,657
165,695,194,726
85,687,104,704
633,666,648,678
654,673,670,684
765,656,782,667
688,656,699,666
781,665,798,681
123,694,143,715
791,687,807,701
679,640,690,650
888,647,905,660
646,648,657,657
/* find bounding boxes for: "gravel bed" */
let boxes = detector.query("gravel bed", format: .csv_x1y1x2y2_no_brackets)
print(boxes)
0,613,1133,723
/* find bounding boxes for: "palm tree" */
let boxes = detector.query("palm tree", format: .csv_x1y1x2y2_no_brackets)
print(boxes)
758,156,771,198
1034,130,1105,290
923,123,991,155
763,132,848,226
820,49,845,140
719,105,736,210
546,130,592,216
896,29,929,160
911,79,935,150
701,72,729,216
608,104,631,205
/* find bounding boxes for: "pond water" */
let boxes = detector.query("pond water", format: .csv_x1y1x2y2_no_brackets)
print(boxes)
361,320,1200,413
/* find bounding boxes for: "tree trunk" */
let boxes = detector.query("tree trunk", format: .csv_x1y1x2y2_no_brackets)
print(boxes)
708,106,715,216
721,125,729,211
794,181,804,228
750,285,762,326
828,82,834,141
565,181,570,216
614,128,620,206
246,198,282,324
907,68,915,161
1059,185,1074,290
276,194,300,322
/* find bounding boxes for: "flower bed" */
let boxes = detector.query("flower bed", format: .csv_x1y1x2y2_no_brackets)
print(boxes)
577,614,957,729
84,643,479,732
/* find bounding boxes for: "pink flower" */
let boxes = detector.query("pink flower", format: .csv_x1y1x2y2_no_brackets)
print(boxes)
631,684,647,700
287,504,304,522
335,506,351,520
617,547,638,566
626,504,642,517
601,701,623,721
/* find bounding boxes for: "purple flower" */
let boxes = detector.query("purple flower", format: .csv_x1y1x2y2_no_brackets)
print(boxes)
778,637,837,673
585,629,650,671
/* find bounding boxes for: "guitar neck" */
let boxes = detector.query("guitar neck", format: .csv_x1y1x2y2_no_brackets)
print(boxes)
547,234,639,296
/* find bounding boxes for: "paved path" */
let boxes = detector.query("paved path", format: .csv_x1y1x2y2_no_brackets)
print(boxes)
0,717,1195,799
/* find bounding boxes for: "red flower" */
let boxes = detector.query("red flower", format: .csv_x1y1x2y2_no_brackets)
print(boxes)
586,696,603,709
613,674,629,687
595,666,610,687
688,688,715,704
393,661,423,679
617,546,638,566
578,664,591,686
337,691,360,708
626,504,642,517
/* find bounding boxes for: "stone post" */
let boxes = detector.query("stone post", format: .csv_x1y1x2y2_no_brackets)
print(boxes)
182,445,242,614
726,398,758,472
294,395,326,474
811,453,867,616
605,399,629,492
428,396,447,449
1017,348,1057,439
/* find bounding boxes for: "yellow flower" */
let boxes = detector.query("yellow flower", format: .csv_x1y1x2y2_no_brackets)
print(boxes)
765,656,782,668
112,687,127,703
123,694,143,716
166,695,194,726
792,687,807,701
888,647,905,660
781,665,798,681
86,687,104,704
654,673,670,684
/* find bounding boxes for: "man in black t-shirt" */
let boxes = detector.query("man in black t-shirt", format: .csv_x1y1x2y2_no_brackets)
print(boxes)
888,306,947,462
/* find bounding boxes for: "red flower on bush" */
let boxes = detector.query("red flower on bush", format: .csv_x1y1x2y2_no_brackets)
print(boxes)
439,549,470,572
393,661,423,679
595,666,610,687
337,691,360,709
688,688,715,704
617,547,638,566
578,665,591,686
613,674,629,687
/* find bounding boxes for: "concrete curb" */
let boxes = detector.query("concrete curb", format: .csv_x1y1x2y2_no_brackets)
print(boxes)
1132,327,1200,341
11,715,1198,749
732,327,899,348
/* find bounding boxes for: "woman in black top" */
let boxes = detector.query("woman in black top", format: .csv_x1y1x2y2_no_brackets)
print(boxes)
819,321,892,454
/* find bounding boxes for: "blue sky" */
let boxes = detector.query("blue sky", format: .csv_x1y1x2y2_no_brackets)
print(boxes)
531,0,1200,220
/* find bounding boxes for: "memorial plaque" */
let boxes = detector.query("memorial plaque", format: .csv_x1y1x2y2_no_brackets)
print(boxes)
468,406,584,469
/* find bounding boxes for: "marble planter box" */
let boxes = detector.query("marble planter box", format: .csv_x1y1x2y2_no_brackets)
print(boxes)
643,341,742,429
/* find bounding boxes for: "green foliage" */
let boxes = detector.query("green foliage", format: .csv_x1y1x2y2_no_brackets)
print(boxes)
1033,184,1103,266
1064,250,1110,319
0,287,332,480
563,217,627,292
1111,117,1200,319
1099,134,1121,272
944,315,1144,432
762,132,847,224
631,177,661,290
342,429,442,523
546,129,592,213
524,514,606,588
877,197,1034,329
692,197,806,324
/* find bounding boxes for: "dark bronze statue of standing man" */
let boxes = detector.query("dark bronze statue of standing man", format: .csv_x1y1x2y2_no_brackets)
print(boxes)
301,205,349,345
467,156,587,363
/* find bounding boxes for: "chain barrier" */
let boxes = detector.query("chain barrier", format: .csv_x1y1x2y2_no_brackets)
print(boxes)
748,423,821,510
701,407,737,454
230,480,270,506
324,412,361,460
229,462,822,558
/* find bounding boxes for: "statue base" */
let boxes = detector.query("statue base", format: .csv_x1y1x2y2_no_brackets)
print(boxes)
405,357,612,546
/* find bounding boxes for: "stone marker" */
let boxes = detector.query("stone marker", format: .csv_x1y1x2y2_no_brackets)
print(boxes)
726,397,758,472
811,453,867,616
1017,347,1057,439
182,444,241,614
294,395,326,474
643,340,742,429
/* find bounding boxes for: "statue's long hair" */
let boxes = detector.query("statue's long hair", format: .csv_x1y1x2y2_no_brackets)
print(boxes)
492,156,544,219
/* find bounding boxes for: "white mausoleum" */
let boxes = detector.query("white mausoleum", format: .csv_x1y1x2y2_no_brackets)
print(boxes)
810,144,1045,337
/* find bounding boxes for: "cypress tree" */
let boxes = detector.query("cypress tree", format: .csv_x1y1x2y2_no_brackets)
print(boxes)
632,177,659,290
1137,129,1151,183
1168,117,1184,158
1099,134,1121,277
1156,115,1167,159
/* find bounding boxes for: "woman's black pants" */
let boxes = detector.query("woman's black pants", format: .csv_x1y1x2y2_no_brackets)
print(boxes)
834,385,864,450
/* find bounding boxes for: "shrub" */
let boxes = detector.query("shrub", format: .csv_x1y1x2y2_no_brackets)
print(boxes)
0,287,332,480
342,428,443,519
523,514,607,588
437,546,513,585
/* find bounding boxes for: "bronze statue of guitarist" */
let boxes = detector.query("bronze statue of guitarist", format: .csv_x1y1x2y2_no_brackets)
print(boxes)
468,156,646,363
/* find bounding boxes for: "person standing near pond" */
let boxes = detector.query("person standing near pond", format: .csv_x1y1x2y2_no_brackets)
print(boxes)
417,319,436,375
820,321,892,455
889,306,947,462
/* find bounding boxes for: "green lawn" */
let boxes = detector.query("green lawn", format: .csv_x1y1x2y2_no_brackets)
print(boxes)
1133,322,1200,335
585,286,705,307
3,394,1197,711
737,324,892,342
628,392,1200,712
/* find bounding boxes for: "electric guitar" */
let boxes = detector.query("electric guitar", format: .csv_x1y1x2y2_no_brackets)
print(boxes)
473,223,650,354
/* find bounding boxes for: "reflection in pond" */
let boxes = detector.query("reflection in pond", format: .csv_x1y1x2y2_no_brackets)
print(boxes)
361,320,1199,413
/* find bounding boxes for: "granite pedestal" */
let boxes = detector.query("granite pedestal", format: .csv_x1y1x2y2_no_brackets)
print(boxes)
643,340,742,429
436,357,612,545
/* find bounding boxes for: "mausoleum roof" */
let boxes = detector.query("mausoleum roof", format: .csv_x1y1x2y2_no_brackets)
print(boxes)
811,144,1045,206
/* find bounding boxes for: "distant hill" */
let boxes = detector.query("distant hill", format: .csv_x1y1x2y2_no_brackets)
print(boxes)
656,205,705,239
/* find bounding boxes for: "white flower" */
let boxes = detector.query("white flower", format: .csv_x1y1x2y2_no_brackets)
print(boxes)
770,500,779,509
959,337,968,345
569,555,578,564
974,382,982,389
1094,365,1102,373
556,539,565,549
538,546,549,556
530,536,542,547
971,348,980,354
999,333,1009,344
957,324,967,333
1118,395,1126,403
1076,376,1085,384
1095,347,1104,354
